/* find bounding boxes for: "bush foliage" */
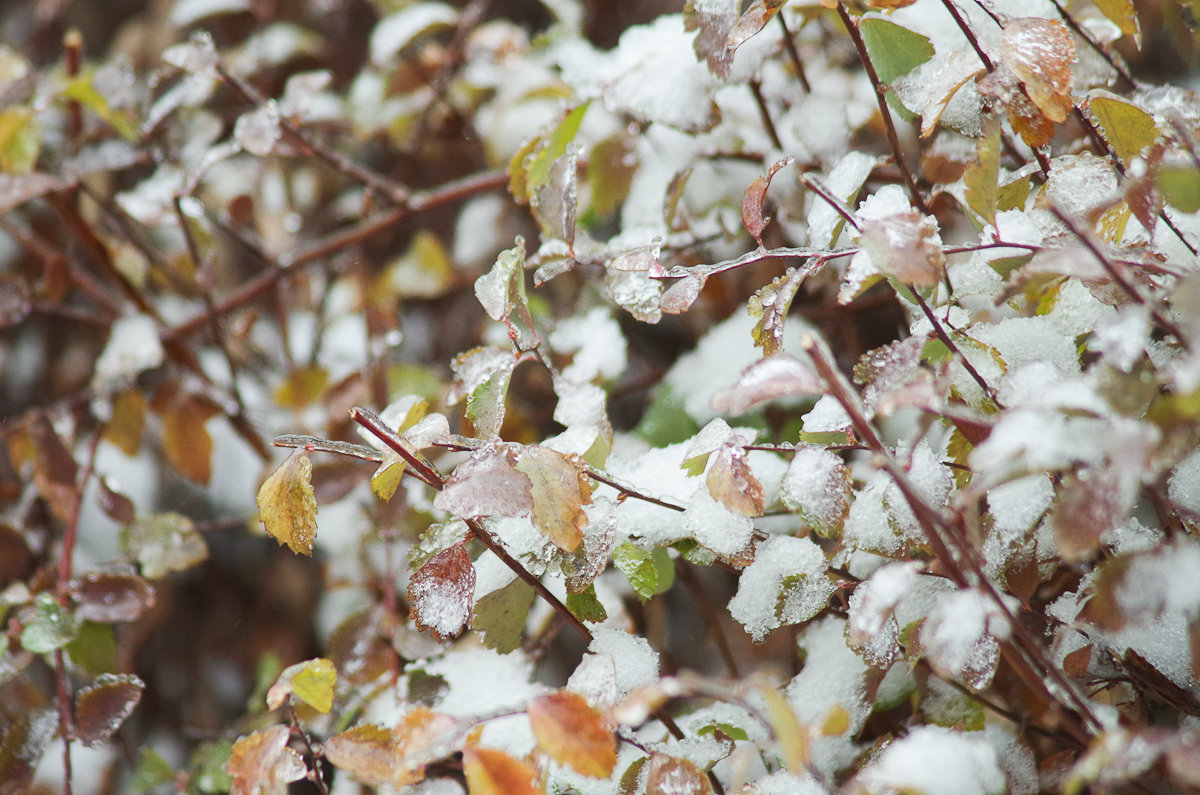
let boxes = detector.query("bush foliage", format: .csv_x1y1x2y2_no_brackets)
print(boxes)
3,0,1200,793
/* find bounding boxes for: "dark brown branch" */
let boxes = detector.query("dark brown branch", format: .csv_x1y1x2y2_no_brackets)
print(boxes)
748,79,783,151
776,13,811,93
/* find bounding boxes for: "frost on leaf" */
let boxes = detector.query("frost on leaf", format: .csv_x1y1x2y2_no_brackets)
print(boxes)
408,542,475,641
462,746,540,795
450,346,516,439
324,709,463,789
684,0,739,79
515,445,592,552
647,752,714,795
710,354,824,416
613,543,675,601
780,445,851,538
226,725,306,795
920,588,1008,691
728,535,833,642
843,210,944,303
475,239,537,350
563,498,617,594
528,690,617,778
435,445,533,520
847,561,920,669
266,658,336,714
749,266,812,357
75,673,144,748
72,572,156,623
980,19,1076,148
257,449,318,556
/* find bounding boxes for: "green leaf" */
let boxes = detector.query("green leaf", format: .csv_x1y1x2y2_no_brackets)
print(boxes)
192,739,235,794
472,576,535,653
612,543,675,601
0,106,41,173
66,621,117,676
292,658,337,713
698,721,749,741
672,538,717,566
526,103,589,194
1157,165,1200,213
21,593,80,654
131,747,176,793
636,385,701,447
566,585,608,623
860,19,934,82
1092,0,1140,44
120,511,209,578
1088,91,1159,165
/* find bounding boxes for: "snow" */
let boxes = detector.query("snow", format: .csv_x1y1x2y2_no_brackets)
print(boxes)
370,3,457,66
740,771,828,795
580,627,660,699
982,474,1053,577
852,726,1006,795
683,489,754,558
1168,449,1200,517
848,561,920,668
972,315,1082,376
920,587,1007,690
780,445,850,536
550,307,628,382
801,395,852,433
728,535,834,642
807,151,878,248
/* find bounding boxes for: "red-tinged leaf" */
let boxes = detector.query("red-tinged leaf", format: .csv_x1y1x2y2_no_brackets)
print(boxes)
706,445,764,517
29,413,80,526
684,0,738,79
515,446,592,553
647,753,713,795
227,726,306,795
1063,644,1093,678
462,746,540,795
96,476,135,524
266,658,337,713
998,19,1075,125
75,673,144,748
659,273,705,315
156,390,219,485
434,447,533,520
104,388,146,456
257,449,319,556
1053,466,1137,563
710,354,825,415
408,542,475,641
528,690,617,778
72,572,155,623
324,709,462,788
749,265,813,356
742,156,793,247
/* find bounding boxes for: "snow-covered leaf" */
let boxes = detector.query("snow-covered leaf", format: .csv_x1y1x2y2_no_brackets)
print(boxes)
408,542,475,641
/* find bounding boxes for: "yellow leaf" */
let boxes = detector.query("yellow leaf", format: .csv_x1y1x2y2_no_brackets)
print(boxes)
274,365,329,409
257,449,319,556
462,746,540,795
158,393,219,485
292,658,337,713
515,446,592,552
104,389,146,456
528,690,616,778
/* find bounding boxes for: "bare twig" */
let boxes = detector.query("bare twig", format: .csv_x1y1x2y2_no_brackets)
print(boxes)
776,13,811,93
910,290,1002,406
939,0,995,71
748,79,783,151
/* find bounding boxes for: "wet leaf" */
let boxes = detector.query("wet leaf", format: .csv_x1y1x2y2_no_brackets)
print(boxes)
435,446,533,520
1087,91,1159,166
451,346,516,439
21,593,80,654
566,585,609,623
726,0,787,53
266,658,337,713
462,746,540,795
515,445,592,552
1157,164,1200,213
120,511,209,578
612,543,674,601
742,156,792,247
66,621,117,677
1092,0,1140,45
529,690,617,778
257,449,319,556
475,240,537,349
29,413,80,526
75,673,144,748
408,542,475,641
647,753,713,795
226,725,306,795
471,575,534,653
964,114,1001,225
685,0,738,79
0,710,57,793
72,572,156,623
96,476,135,524
706,445,764,517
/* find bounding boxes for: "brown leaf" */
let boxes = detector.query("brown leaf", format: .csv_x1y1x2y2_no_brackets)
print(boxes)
0,276,32,328
515,446,592,552
462,746,540,795
104,389,146,456
257,449,319,556
647,753,713,795
1063,644,1093,678
0,524,34,586
226,726,306,795
685,0,738,79
528,690,617,778
75,673,144,748
408,542,475,641
434,446,533,520
706,446,764,517
726,0,786,53
96,476,135,524
156,390,219,485
29,414,80,526
72,572,156,623
741,156,792,247
324,709,462,788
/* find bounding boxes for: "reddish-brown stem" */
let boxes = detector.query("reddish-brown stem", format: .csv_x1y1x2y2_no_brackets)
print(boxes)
799,173,860,232
777,13,811,93
54,648,74,795
835,3,929,215
939,0,994,71
910,289,1002,406
748,79,783,151
349,407,445,490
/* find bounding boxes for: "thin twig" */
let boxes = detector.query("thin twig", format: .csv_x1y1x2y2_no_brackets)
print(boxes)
835,3,929,215
910,290,1002,406
776,13,811,93
798,173,860,232
1047,0,1135,88
748,79,783,151
939,0,994,71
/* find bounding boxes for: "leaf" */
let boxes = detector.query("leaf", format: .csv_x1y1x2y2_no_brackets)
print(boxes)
75,673,144,748
72,572,156,623
742,156,793,247
434,446,533,520
684,0,739,79
21,593,80,654
567,585,609,623
104,388,146,456
1092,0,1140,45
710,354,826,415
997,18,1075,124
266,658,337,713
0,710,57,793
96,476,135,524
0,108,43,174
120,511,209,578
528,690,617,778
475,239,538,350
408,542,475,641
526,103,590,198
855,210,945,289
1087,91,1159,166
471,576,534,653
859,18,934,83
66,622,117,677
257,449,319,556
324,710,462,789
964,114,1001,225
647,753,713,795
273,365,328,409
29,413,80,526
1157,164,1200,213
706,445,764,517
533,148,579,251
726,0,787,53
780,445,852,537
225,726,306,795
515,445,592,552
462,746,540,795
450,346,516,439
612,543,674,601
749,265,812,356
156,390,219,485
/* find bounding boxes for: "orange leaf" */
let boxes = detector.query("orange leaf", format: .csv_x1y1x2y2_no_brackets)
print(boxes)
999,19,1075,125
104,388,145,456
515,446,592,552
408,542,475,640
647,753,713,795
257,449,319,556
706,446,764,517
462,746,540,795
324,709,463,789
226,726,306,795
528,690,616,778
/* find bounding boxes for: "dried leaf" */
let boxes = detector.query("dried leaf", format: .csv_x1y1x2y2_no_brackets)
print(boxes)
75,673,144,748
257,449,319,556
408,542,475,641
226,726,306,795
463,746,540,795
742,156,792,247
515,445,592,552
647,752,713,795
157,391,219,485
528,690,617,778
324,710,462,789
